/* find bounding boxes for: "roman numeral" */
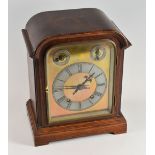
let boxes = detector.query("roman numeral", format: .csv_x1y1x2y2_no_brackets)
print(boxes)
79,102,81,109
89,99,93,104
57,96,65,103
78,63,82,72
67,102,72,109
53,89,63,92
94,91,102,97
97,83,105,86
66,68,72,76
57,79,65,82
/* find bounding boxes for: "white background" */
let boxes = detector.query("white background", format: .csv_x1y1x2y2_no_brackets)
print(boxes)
8,0,145,155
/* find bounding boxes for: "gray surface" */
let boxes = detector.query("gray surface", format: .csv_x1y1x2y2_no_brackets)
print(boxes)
9,0,145,154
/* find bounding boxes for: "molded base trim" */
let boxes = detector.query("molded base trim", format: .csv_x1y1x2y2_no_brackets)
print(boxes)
26,99,127,146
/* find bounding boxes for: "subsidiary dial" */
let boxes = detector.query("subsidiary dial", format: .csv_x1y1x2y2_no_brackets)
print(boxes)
53,49,70,65
90,45,106,60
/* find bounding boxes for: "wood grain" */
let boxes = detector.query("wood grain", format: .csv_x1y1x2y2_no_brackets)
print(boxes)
25,8,131,52
22,8,131,146
27,99,127,146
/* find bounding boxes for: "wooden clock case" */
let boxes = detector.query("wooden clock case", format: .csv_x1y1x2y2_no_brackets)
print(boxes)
22,8,131,146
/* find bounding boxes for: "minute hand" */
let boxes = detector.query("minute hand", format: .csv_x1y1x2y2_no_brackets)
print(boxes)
72,73,95,95
81,72,95,85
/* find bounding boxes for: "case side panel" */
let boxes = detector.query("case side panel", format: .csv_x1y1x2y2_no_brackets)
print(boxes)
27,55,36,114
22,29,37,115
22,29,34,58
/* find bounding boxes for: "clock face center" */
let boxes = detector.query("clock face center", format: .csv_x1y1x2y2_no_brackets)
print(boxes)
64,73,96,102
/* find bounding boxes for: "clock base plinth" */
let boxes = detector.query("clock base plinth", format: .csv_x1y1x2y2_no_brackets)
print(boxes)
26,99,127,146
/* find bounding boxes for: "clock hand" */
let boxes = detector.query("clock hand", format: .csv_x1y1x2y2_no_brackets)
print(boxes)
81,72,95,85
73,87,79,95
72,84,90,94
73,73,95,95
63,85,89,88
56,85,89,90
64,87,90,90
72,73,95,95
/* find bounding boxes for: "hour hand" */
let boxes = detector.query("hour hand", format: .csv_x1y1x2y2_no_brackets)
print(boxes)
72,84,90,95
56,85,89,90
84,75,92,82
73,88,79,95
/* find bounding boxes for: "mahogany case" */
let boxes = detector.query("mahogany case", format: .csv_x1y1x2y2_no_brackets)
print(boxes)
22,8,131,146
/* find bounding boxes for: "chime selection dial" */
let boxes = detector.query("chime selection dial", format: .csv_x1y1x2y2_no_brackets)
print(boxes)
52,62,107,111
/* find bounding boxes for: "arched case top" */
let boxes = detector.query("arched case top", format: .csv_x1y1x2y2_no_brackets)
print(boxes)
22,8,131,58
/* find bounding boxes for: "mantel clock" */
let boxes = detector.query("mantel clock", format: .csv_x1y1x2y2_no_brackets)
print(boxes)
22,8,131,146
